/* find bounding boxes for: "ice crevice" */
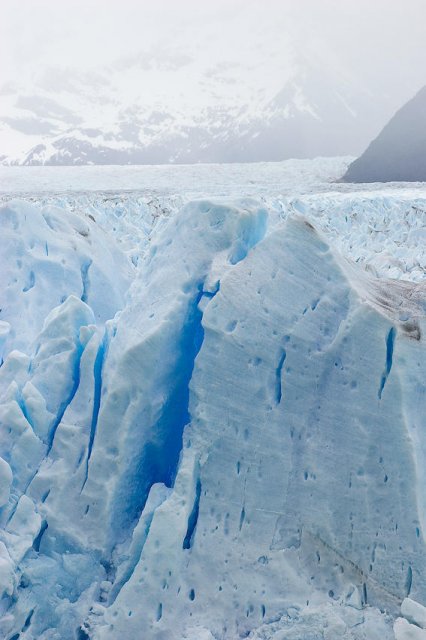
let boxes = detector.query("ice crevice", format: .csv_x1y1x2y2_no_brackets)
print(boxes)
378,326,396,400
82,328,109,490
76,200,268,549
46,337,84,454
87,279,222,616
183,477,202,550
80,259,92,304
274,348,287,405
101,279,221,548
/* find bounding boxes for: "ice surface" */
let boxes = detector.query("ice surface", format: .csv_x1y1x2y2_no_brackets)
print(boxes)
0,159,425,639
0,199,133,356
394,617,426,640
401,598,426,629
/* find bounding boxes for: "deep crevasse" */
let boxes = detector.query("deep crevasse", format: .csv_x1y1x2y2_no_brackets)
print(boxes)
0,192,425,640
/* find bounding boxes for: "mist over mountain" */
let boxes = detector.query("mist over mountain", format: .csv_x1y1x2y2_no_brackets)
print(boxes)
0,62,382,166
0,0,425,166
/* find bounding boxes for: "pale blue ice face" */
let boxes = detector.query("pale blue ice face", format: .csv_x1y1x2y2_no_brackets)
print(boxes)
0,163,426,639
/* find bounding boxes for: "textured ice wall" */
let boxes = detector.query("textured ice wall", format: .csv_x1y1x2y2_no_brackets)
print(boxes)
0,200,133,356
96,215,426,640
0,196,425,639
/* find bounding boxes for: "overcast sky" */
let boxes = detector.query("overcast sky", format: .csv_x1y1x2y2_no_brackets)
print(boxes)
0,0,425,160
2,0,425,93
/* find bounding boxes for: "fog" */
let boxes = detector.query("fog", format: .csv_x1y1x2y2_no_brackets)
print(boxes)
0,0,425,162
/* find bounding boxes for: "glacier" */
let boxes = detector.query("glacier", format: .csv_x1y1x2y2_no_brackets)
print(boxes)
0,161,426,639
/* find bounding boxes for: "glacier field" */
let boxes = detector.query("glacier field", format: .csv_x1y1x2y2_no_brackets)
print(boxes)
1,158,426,639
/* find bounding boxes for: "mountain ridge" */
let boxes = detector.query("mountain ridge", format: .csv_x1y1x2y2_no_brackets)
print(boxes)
0,47,401,166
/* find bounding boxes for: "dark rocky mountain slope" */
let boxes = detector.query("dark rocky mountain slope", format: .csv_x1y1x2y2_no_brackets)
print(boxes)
343,86,426,183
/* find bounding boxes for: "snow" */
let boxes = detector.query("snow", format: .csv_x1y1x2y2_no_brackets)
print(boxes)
394,617,426,640
0,157,350,195
401,598,426,629
0,158,425,639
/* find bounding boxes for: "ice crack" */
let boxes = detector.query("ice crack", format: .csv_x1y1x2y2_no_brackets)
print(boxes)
378,327,396,400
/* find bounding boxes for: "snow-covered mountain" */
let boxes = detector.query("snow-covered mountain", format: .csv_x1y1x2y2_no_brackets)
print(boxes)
1,161,426,639
0,40,411,166
2,0,426,166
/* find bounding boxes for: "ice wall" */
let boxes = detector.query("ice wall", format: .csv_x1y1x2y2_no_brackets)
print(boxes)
0,196,425,640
